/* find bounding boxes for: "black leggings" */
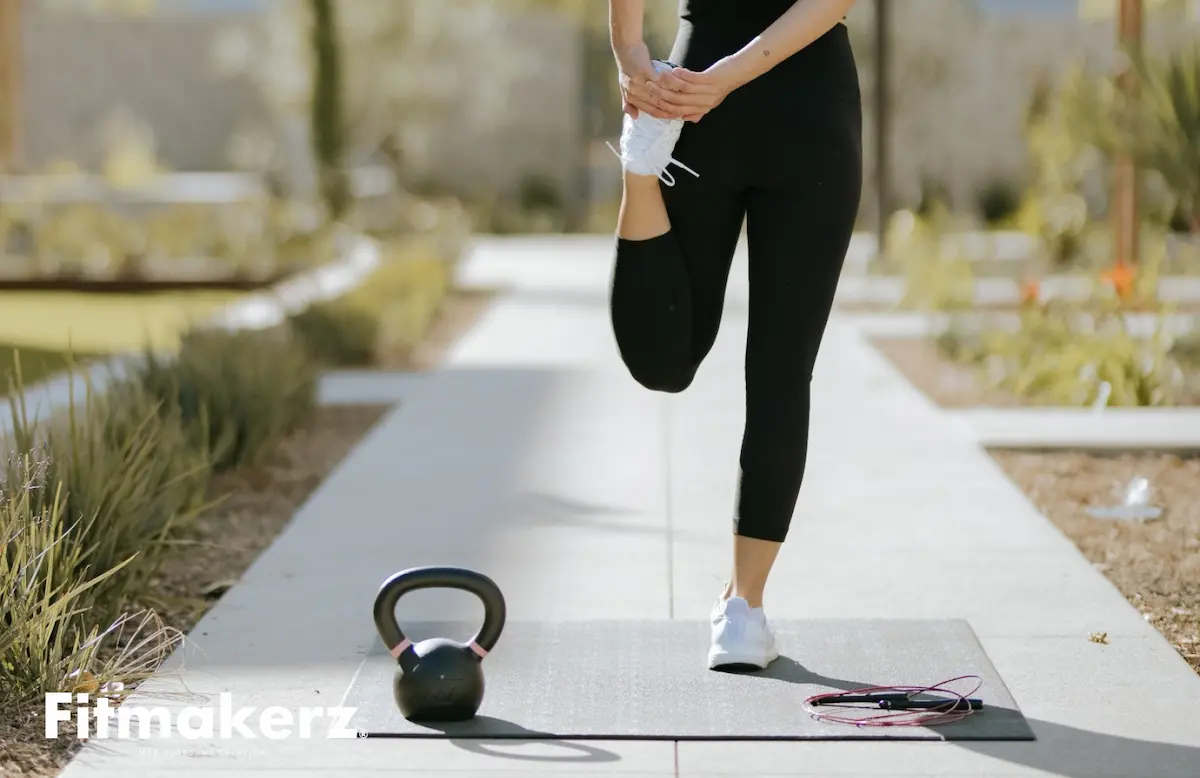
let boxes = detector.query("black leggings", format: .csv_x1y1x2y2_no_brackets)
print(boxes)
610,12,862,543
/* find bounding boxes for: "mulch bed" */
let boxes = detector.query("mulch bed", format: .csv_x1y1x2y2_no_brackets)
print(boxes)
0,404,389,777
993,450,1200,677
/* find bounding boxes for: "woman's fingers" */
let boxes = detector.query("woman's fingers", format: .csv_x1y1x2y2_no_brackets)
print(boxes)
648,80,719,111
625,79,682,119
671,67,713,83
626,90,679,120
654,69,690,92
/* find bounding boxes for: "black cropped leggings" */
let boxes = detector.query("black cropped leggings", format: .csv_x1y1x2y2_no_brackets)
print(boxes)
610,19,863,543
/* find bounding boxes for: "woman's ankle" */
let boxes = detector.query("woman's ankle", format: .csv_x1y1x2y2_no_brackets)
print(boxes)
722,581,764,609
616,174,670,240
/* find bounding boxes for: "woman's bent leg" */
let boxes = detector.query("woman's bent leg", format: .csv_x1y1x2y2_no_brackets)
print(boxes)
610,169,745,393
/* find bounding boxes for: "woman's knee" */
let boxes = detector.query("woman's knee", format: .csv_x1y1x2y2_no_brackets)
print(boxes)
622,355,696,394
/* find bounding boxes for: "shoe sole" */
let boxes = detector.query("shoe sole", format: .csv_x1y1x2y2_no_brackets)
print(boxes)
707,647,780,672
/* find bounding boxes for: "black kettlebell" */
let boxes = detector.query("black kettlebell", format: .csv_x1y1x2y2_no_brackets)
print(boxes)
372,566,506,722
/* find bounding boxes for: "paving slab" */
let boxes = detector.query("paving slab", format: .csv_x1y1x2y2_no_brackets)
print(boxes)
834,274,1200,306
317,370,426,406
58,236,1200,778
946,407,1200,450
841,310,1197,339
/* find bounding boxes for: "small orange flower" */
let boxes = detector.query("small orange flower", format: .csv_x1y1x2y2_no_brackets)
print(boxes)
1101,261,1137,300
1019,278,1041,305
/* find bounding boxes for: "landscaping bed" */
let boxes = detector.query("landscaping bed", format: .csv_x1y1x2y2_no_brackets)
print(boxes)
0,403,387,778
0,234,481,777
993,449,1200,676
873,333,1200,409
286,234,495,372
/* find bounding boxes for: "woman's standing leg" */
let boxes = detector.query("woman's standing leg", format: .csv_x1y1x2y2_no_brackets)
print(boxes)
707,76,862,668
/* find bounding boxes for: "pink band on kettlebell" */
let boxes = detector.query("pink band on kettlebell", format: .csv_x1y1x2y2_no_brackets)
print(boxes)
468,641,488,658
389,639,412,658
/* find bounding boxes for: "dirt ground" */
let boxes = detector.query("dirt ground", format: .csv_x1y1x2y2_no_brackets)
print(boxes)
992,450,1200,676
0,288,495,776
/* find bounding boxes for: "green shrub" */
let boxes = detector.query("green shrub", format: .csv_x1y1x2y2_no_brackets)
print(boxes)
1171,331,1200,366
976,178,1023,227
1,346,96,398
3,372,211,625
939,301,1185,407
886,210,977,311
136,327,317,472
288,300,379,367
0,457,175,712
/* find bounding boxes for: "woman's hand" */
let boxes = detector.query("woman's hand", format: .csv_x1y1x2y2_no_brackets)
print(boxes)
615,41,688,120
654,57,746,123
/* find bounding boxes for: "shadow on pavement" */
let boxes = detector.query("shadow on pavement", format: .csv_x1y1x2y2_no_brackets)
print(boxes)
744,656,1200,778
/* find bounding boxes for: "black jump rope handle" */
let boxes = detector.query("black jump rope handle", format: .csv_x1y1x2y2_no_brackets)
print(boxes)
817,694,984,712
880,698,983,712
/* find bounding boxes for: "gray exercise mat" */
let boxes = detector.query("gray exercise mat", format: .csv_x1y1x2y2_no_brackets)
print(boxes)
346,619,1034,741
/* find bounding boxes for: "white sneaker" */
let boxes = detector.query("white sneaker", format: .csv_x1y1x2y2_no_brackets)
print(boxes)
607,60,699,186
708,590,780,671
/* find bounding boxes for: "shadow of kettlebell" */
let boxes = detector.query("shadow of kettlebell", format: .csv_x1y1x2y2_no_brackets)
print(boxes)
372,566,506,723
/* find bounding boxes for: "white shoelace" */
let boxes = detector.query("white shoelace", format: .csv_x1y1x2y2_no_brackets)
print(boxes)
606,116,699,187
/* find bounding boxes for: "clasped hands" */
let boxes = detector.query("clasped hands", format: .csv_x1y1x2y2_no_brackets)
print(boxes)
617,42,740,123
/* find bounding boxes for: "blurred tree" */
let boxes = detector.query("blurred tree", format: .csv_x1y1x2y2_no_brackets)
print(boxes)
258,1,561,181
309,0,349,220
1112,0,1144,266
0,0,22,172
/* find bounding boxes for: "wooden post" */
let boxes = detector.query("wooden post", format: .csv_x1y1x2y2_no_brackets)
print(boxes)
874,0,890,261
0,0,23,173
1113,0,1143,265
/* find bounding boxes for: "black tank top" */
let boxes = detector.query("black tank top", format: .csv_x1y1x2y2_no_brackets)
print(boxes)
678,1,846,31
668,1,859,108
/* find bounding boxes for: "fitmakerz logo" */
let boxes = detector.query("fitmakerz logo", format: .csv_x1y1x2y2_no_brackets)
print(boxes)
45,693,362,740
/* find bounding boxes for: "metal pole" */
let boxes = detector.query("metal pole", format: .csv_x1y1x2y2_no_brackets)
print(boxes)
0,0,23,173
1113,0,1143,265
874,0,890,261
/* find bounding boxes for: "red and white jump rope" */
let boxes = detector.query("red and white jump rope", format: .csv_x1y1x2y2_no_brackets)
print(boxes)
803,675,984,727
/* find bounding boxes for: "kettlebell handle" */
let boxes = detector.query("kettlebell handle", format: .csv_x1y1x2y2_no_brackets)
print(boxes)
373,566,507,662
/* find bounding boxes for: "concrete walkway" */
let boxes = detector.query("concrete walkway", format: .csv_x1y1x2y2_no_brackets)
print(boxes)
60,236,1200,777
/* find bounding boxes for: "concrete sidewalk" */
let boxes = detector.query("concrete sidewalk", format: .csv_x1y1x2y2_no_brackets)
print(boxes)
60,236,1200,777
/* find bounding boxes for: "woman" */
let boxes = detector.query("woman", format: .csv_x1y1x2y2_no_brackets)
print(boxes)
607,0,861,671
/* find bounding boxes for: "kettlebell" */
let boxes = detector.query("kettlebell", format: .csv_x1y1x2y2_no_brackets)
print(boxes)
372,566,506,723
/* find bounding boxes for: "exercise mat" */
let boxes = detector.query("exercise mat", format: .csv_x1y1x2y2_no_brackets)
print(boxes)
346,619,1034,741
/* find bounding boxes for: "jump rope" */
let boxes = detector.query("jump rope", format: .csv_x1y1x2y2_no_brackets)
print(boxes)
802,674,984,728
